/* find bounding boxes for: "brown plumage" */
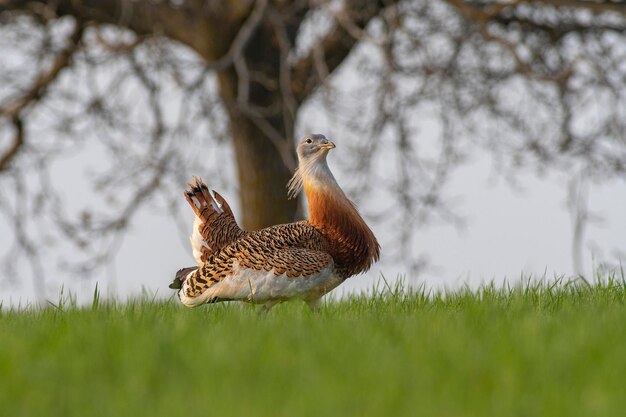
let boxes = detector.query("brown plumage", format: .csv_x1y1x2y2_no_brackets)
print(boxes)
172,134,380,309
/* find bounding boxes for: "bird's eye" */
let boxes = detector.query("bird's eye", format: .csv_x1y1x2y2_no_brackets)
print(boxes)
306,138,312,144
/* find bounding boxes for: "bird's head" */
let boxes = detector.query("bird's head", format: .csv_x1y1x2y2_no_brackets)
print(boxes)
296,134,336,163
288,134,337,199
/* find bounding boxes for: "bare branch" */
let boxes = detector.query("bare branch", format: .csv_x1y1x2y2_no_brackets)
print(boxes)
268,7,299,139
0,20,83,171
0,117,23,172
291,1,391,102
0,21,83,118
232,0,269,105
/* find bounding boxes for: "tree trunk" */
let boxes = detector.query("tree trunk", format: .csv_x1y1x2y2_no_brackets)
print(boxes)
213,10,302,231
227,112,298,230
217,61,299,230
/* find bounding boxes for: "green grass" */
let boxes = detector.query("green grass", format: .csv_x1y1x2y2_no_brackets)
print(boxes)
2,275,626,417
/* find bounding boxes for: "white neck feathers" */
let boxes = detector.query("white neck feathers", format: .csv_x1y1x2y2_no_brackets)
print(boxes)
287,155,342,200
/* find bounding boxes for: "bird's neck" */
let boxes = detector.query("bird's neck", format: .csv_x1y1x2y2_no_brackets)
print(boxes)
303,168,379,277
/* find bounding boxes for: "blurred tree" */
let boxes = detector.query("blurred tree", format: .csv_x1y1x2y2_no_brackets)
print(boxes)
1,0,390,230
1,0,625,290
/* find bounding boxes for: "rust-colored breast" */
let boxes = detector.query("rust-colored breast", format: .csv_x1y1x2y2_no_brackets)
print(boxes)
306,184,380,279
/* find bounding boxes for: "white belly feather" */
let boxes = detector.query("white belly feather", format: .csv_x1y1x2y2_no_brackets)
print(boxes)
179,262,342,307
189,216,209,266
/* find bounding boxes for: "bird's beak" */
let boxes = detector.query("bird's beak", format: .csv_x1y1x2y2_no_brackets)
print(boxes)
319,141,336,150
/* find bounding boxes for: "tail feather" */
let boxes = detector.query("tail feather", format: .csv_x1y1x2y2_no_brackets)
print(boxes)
184,177,225,219
184,177,247,266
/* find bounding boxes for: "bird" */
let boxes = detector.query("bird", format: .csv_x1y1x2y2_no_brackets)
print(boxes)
170,133,380,310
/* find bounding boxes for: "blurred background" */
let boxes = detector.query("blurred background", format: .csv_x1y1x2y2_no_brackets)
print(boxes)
0,0,625,306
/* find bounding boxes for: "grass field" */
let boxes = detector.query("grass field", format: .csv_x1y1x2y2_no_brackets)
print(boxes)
1,275,626,417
